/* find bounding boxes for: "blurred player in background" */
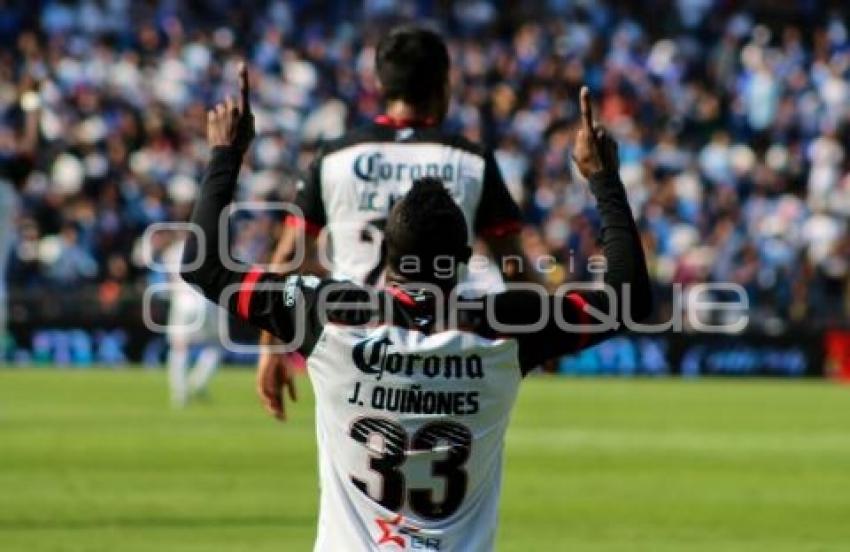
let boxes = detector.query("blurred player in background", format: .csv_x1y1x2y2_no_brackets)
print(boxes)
162,234,222,407
0,88,39,358
257,25,541,418
183,67,651,551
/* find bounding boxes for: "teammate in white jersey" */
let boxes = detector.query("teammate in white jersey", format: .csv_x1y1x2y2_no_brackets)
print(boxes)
257,26,540,419
181,66,652,551
162,236,222,407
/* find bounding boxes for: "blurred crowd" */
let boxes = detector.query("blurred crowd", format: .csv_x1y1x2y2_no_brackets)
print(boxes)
2,0,850,329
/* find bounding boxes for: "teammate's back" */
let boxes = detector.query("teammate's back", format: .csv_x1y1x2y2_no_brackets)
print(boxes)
297,121,520,284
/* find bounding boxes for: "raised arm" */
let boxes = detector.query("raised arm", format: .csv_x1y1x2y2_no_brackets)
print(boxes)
572,86,651,317
497,87,652,372
181,63,256,304
180,64,324,350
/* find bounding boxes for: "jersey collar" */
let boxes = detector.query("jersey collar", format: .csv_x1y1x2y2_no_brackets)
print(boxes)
374,114,438,129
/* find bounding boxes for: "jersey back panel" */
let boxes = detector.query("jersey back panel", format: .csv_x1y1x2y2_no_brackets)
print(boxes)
307,322,522,552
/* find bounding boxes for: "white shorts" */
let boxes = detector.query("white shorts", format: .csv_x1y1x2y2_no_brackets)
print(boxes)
167,298,220,345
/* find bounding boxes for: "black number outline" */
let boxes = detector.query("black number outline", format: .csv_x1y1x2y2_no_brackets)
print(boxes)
349,416,407,511
349,416,473,520
409,421,472,520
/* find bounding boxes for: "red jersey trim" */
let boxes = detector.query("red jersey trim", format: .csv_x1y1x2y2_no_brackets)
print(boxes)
237,267,265,320
284,215,323,237
374,114,438,129
478,219,522,238
566,292,591,351
385,285,417,307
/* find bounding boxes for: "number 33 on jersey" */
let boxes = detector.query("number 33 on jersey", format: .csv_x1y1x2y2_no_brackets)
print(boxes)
288,282,523,552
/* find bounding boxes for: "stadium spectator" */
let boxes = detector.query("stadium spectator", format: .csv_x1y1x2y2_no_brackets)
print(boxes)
1,0,850,332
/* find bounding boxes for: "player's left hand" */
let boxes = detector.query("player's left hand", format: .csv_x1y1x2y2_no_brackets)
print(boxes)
207,62,255,154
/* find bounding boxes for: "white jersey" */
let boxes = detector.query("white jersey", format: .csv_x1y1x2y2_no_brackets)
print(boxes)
162,240,219,343
288,120,523,288
228,278,594,551
308,322,521,552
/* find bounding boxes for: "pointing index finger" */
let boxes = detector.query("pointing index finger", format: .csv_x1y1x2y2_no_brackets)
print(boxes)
580,86,594,130
239,62,251,113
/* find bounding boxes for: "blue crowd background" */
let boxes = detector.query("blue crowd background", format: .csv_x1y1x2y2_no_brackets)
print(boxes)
2,0,850,334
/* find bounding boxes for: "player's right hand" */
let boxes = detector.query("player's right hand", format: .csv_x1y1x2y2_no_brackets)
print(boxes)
257,347,298,421
207,62,255,153
572,86,619,179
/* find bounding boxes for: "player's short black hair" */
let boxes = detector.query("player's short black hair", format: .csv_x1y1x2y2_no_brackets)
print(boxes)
385,177,470,285
375,25,450,108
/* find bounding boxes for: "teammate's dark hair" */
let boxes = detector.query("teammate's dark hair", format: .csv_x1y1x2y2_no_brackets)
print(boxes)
385,177,470,286
375,25,450,109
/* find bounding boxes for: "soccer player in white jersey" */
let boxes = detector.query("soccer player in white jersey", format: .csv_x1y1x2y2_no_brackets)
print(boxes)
181,65,651,551
162,235,222,407
257,26,540,419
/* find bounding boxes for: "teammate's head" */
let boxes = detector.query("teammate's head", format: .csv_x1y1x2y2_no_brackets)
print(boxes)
385,177,471,289
375,25,451,120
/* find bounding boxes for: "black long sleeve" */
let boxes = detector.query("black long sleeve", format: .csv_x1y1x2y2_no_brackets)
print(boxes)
587,170,652,318
493,171,653,372
180,146,327,354
181,146,244,303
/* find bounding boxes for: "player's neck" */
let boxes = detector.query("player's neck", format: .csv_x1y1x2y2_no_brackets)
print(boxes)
383,100,441,126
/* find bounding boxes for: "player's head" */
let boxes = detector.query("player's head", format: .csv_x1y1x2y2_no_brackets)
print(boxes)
376,25,450,121
384,177,471,290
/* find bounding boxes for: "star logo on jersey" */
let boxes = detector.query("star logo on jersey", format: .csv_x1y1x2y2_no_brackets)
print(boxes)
376,514,406,548
375,514,419,549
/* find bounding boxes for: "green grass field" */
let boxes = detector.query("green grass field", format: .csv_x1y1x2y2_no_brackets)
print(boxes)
1,369,849,551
